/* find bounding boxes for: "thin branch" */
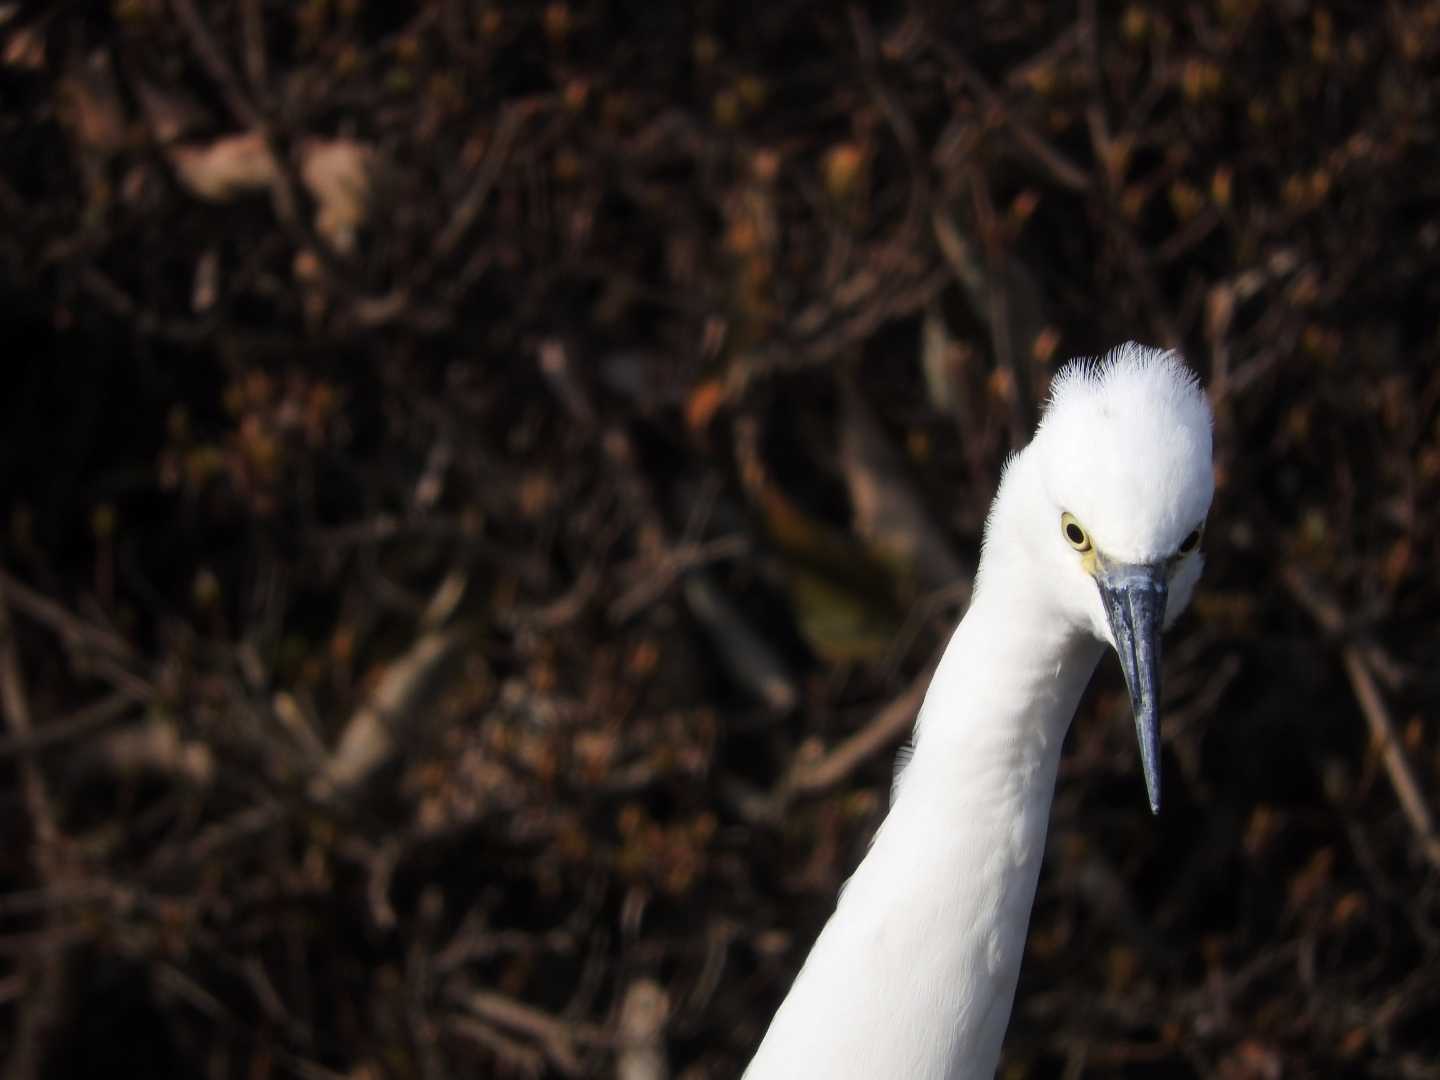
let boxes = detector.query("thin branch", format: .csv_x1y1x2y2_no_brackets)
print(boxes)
1341,647,1440,870
0,579,58,853
447,985,611,1076
0,688,144,759
168,0,262,128
1282,565,1440,870
0,573,69,1080
0,568,137,662
784,663,933,797
428,99,543,268
929,39,1092,193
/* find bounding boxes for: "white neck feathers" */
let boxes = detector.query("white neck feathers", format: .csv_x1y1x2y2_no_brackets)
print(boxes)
745,546,1102,1079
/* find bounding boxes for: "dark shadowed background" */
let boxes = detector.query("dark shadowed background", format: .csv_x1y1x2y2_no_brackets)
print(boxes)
2,2,1438,1077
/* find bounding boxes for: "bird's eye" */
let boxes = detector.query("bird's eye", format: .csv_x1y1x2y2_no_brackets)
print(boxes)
1178,525,1203,555
1061,512,1091,552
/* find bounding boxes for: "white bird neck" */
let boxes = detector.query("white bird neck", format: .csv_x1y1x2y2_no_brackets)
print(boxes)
745,562,1104,1080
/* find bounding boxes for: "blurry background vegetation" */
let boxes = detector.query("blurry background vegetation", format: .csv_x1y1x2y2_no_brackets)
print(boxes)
2,1,1439,1077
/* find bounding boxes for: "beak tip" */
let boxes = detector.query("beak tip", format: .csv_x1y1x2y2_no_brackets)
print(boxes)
1143,760,1162,815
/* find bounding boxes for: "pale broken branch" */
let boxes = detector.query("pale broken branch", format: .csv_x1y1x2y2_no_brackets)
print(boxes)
615,978,669,1080
318,628,465,798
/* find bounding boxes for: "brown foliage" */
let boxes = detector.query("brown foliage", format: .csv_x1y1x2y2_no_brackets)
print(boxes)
2,1,1439,1077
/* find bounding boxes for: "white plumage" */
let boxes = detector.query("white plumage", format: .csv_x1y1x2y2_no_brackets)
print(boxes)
745,344,1215,1079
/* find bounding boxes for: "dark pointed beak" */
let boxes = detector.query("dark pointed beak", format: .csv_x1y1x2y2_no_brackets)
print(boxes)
1096,563,1168,814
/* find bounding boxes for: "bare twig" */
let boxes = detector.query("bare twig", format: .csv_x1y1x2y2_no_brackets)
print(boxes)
144,803,285,876
0,572,70,1080
1281,565,1440,870
682,573,799,712
610,536,749,623
240,0,268,93
0,582,58,852
446,1015,545,1076
1279,563,1345,637
0,567,137,662
168,0,263,128
429,99,543,268
928,39,1092,193
848,5,928,244
784,663,934,797
1341,647,1440,869
0,687,143,759
449,986,611,1075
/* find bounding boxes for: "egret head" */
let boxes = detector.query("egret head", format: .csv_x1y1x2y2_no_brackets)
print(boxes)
992,343,1214,811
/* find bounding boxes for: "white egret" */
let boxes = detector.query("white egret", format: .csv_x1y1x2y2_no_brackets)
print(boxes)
744,344,1214,1079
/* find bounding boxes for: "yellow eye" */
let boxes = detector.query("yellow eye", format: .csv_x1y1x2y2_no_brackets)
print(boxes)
1061,512,1091,552
1178,524,1203,555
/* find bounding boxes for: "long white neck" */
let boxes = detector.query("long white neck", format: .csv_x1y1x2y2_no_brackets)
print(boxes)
744,554,1103,1080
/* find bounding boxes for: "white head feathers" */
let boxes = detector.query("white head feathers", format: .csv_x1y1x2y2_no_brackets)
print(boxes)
1032,343,1214,564
976,343,1215,639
